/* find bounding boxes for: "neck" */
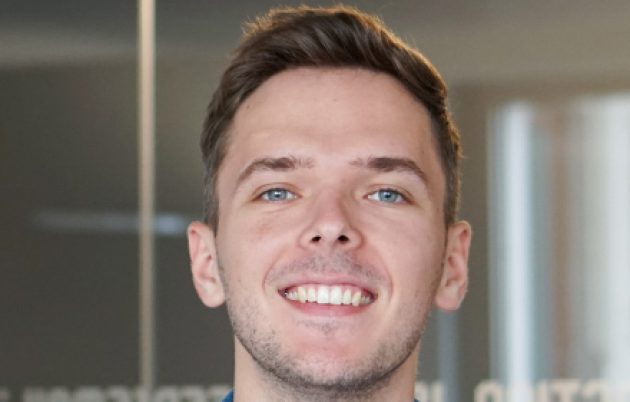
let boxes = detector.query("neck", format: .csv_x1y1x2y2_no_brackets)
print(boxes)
231,340,419,402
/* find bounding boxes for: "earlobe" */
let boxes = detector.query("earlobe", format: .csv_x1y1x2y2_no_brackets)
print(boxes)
434,220,472,311
187,221,225,308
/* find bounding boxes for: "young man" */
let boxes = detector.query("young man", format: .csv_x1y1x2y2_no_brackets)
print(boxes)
187,5,471,402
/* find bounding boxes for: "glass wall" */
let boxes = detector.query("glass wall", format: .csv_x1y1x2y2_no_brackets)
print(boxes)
488,94,630,400
0,0,139,391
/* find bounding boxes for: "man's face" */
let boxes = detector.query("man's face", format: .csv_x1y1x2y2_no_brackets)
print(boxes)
190,67,470,392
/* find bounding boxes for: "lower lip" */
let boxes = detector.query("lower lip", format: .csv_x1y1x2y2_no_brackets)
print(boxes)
281,297,372,317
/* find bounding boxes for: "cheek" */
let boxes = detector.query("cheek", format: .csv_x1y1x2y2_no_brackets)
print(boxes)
217,212,296,283
370,216,445,287
373,213,443,256
252,214,278,239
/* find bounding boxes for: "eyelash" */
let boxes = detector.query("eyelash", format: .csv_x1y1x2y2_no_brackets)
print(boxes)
258,187,297,202
255,186,409,204
366,188,408,204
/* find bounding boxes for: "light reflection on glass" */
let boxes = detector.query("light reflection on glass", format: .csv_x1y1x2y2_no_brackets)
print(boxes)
490,94,630,383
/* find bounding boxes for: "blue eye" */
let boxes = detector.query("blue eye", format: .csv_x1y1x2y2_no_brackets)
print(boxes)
260,188,296,202
367,189,405,203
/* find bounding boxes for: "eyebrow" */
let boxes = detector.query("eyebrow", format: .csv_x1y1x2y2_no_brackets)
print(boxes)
235,154,427,188
350,156,428,184
236,155,314,185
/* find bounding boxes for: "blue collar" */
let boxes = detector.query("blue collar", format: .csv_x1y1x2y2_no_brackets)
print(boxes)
221,390,419,402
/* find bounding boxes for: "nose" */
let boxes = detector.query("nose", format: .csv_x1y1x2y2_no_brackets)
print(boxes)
299,195,363,251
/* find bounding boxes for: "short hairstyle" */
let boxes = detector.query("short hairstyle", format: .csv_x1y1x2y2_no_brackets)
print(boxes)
201,5,462,228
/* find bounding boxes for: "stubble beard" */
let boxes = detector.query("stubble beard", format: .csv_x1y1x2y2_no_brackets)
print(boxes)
219,253,439,401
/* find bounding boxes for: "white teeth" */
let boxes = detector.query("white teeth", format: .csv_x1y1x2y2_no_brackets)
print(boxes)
351,291,361,307
285,285,373,306
317,286,330,304
330,286,342,305
297,286,307,303
342,289,352,305
307,287,318,302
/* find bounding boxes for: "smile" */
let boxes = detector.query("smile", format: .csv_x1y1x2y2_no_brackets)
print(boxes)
282,284,374,306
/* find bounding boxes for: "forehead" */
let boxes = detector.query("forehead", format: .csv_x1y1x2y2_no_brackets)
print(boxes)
238,68,427,131
220,67,443,189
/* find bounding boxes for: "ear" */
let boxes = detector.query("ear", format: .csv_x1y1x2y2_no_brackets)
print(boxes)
187,221,225,308
434,220,472,311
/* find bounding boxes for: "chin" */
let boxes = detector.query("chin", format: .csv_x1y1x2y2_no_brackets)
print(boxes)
261,351,404,397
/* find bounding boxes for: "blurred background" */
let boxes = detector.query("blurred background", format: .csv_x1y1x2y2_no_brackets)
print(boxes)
1,0,629,401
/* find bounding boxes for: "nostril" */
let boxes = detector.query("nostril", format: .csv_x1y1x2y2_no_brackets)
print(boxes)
309,234,351,244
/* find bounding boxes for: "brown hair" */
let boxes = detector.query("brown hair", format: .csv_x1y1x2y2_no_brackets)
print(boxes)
201,5,462,228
